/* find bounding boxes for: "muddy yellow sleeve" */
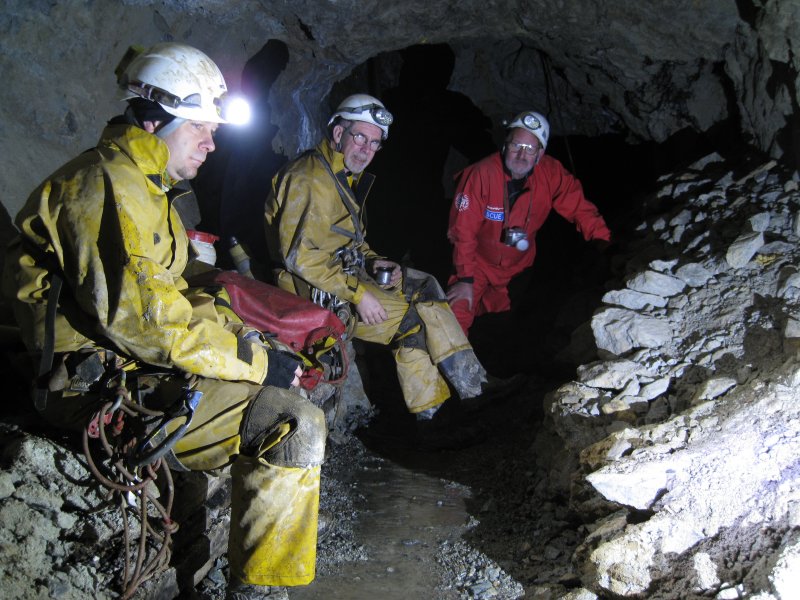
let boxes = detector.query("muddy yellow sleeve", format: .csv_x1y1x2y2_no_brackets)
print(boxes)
15,150,269,384
269,166,365,304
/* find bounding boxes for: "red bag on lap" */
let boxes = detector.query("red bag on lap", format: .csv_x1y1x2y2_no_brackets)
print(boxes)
187,269,347,390
188,269,345,352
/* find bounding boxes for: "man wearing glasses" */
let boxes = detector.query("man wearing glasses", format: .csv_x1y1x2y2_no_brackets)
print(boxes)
265,94,519,426
446,111,612,335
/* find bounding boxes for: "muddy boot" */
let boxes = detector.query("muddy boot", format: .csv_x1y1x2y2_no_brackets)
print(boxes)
437,349,487,399
331,341,374,440
226,583,289,600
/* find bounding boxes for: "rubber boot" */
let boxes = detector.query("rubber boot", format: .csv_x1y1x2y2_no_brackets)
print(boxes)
415,301,473,363
333,340,373,435
227,455,321,587
437,349,488,399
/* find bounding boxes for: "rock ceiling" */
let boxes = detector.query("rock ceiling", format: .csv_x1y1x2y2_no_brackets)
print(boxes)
1,0,798,216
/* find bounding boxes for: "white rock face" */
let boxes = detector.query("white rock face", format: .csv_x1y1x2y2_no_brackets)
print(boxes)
726,231,765,268
586,459,684,510
553,156,800,599
602,288,668,310
693,552,721,591
691,376,737,402
591,308,674,355
577,360,648,389
675,263,713,287
625,271,687,297
770,541,800,599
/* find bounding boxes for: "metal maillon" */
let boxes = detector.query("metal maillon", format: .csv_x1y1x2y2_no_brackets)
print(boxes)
333,244,366,274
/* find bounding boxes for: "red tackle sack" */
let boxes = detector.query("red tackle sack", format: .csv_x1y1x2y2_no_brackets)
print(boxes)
187,270,347,390
188,269,345,352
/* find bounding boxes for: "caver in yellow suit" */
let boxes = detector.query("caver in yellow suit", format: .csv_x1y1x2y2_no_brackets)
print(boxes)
2,122,325,587
265,140,489,415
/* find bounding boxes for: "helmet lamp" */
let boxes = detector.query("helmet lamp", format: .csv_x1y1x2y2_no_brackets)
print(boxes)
522,113,541,130
216,94,251,125
342,103,394,127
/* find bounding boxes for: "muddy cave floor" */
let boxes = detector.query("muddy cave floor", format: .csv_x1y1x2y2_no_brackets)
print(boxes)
191,310,579,600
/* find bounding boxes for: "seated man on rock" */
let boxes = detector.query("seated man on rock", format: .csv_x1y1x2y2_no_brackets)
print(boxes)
264,93,523,425
3,42,324,600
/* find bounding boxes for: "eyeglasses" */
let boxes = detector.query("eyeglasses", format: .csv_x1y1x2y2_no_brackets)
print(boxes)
346,131,382,151
507,142,539,155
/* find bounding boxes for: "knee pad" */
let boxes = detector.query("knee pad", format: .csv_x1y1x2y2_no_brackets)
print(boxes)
393,305,428,351
403,268,446,302
241,388,327,468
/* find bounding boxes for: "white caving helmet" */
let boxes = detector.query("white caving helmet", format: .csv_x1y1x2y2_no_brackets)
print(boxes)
116,43,230,124
506,111,550,150
328,93,393,139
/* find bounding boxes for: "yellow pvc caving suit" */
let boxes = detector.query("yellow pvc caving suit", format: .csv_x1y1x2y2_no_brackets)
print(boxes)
2,123,325,587
264,141,484,414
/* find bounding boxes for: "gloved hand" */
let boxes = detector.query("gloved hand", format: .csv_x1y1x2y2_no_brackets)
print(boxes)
264,349,304,389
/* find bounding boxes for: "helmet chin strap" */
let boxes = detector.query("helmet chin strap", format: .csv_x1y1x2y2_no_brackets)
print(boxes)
155,117,185,139
123,102,183,139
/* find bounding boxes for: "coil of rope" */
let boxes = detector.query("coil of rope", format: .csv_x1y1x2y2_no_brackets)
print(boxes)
82,369,198,599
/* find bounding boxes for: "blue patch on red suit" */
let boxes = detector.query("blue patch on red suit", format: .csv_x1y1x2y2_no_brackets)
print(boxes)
484,208,504,221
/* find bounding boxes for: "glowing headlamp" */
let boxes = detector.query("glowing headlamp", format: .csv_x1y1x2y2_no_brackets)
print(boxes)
126,82,251,125
522,113,541,130
216,94,252,125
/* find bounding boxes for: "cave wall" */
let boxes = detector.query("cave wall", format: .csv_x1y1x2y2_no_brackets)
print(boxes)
1,0,798,223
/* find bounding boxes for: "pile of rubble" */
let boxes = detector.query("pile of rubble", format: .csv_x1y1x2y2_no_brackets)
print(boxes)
542,153,800,598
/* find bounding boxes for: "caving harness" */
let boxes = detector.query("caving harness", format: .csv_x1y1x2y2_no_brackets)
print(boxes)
303,148,373,332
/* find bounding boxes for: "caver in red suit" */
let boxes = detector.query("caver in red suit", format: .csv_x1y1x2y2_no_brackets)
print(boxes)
446,111,611,334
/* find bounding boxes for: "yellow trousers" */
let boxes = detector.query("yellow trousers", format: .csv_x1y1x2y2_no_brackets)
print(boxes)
279,267,477,414
352,271,473,413
42,374,326,587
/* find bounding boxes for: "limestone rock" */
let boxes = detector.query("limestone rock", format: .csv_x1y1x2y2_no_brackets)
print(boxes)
749,212,771,232
602,288,667,310
725,231,765,268
591,308,673,356
586,458,682,511
625,270,687,297
576,359,648,390
691,377,737,402
675,262,713,287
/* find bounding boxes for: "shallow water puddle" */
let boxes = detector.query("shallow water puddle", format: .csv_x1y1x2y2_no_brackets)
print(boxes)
290,450,470,599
